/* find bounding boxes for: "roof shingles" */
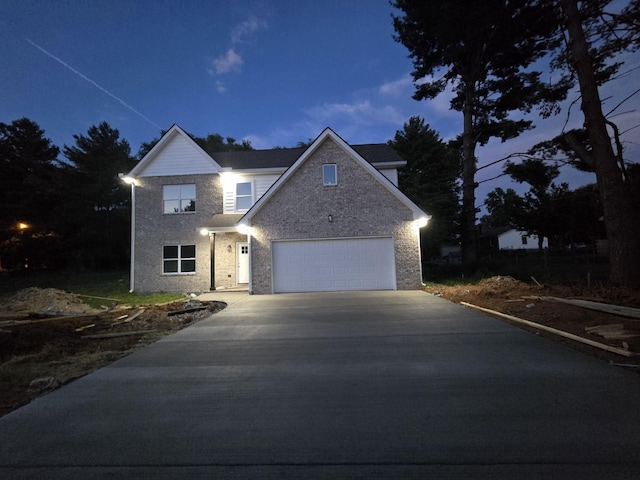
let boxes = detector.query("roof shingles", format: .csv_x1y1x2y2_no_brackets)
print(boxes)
210,144,404,170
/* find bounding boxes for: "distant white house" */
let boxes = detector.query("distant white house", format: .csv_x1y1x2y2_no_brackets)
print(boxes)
498,229,548,250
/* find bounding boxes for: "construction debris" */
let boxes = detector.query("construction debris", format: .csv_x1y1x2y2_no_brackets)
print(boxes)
585,324,640,340
460,301,638,358
82,330,160,339
539,296,640,319
27,376,59,394
0,289,228,418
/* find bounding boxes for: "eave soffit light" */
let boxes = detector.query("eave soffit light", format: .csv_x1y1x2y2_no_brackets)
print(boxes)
415,216,430,228
236,224,251,235
118,173,140,186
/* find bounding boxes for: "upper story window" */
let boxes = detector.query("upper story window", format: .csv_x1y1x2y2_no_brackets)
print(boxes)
521,236,528,245
323,164,337,186
236,182,253,211
163,184,196,214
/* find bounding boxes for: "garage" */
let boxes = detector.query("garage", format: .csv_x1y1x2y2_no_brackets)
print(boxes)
271,237,396,293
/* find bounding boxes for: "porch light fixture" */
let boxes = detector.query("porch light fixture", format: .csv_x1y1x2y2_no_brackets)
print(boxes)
18,222,29,230
227,245,232,253
200,228,209,236
328,214,333,223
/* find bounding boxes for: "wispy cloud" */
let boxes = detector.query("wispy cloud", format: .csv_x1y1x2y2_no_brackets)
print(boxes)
215,80,227,94
378,74,412,96
26,38,161,129
305,100,405,127
245,74,464,149
208,14,268,94
231,16,268,44
213,48,243,75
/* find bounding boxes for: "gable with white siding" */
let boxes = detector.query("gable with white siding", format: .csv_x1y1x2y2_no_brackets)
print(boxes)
129,125,221,177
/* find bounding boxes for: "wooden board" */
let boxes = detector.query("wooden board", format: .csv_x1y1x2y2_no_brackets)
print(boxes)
539,296,640,319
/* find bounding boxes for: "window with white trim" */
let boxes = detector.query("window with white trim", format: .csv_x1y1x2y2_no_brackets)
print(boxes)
163,245,196,274
236,182,253,211
163,184,196,213
323,164,337,186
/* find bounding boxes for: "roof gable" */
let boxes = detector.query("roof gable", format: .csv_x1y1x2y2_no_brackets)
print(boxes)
128,124,222,177
240,127,429,223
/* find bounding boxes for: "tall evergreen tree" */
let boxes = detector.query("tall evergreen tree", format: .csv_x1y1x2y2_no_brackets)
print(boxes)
59,122,136,269
0,118,61,233
392,0,570,270
0,118,61,269
389,116,460,258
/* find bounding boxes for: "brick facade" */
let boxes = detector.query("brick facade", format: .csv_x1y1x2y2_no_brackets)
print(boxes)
249,138,422,294
133,174,220,293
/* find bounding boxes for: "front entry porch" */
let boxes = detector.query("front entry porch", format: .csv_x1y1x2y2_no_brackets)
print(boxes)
200,214,250,292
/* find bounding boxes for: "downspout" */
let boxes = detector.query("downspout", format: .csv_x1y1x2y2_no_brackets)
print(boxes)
210,233,216,291
417,222,424,287
247,233,252,294
129,183,136,293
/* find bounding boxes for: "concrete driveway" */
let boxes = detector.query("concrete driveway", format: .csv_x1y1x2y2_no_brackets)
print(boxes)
1,291,639,479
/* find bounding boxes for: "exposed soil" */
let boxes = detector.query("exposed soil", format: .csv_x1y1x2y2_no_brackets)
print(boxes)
424,276,640,369
1,280,639,418
0,288,225,417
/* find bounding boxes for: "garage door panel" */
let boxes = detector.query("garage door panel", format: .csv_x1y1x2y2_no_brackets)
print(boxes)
272,237,396,293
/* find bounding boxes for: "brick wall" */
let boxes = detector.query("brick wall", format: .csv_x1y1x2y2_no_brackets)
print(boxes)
249,138,422,293
133,174,220,292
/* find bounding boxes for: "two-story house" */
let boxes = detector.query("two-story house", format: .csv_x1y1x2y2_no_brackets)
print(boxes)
122,125,430,294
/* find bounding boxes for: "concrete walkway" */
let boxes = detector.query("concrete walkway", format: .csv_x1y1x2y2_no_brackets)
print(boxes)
1,291,639,479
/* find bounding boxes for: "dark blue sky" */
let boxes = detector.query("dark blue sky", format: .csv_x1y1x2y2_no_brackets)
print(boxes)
1,0,638,207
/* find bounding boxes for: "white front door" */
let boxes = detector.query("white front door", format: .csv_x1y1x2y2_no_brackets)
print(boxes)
236,242,249,284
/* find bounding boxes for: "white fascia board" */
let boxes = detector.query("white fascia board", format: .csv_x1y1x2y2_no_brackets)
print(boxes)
128,124,222,177
241,127,429,224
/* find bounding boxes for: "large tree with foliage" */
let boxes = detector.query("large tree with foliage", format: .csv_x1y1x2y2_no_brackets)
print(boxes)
389,116,460,258
392,0,570,270
0,118,62,269
59,122,136,269
552,0,640,287
486,159,569,249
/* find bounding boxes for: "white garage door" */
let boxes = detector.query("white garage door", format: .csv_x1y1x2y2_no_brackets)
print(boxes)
272,237,396,293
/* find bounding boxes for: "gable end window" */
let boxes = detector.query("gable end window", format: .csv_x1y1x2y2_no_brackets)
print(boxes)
323,164,337,186
521,236,528,245
163,184,196,214
163,245,196,274
236,182,253,211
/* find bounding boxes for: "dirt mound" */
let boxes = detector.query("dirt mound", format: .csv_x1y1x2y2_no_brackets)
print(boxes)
1,288,100,315
477,275,526,288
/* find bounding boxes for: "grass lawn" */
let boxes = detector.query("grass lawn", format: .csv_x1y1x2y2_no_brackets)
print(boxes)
0,270,184,307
